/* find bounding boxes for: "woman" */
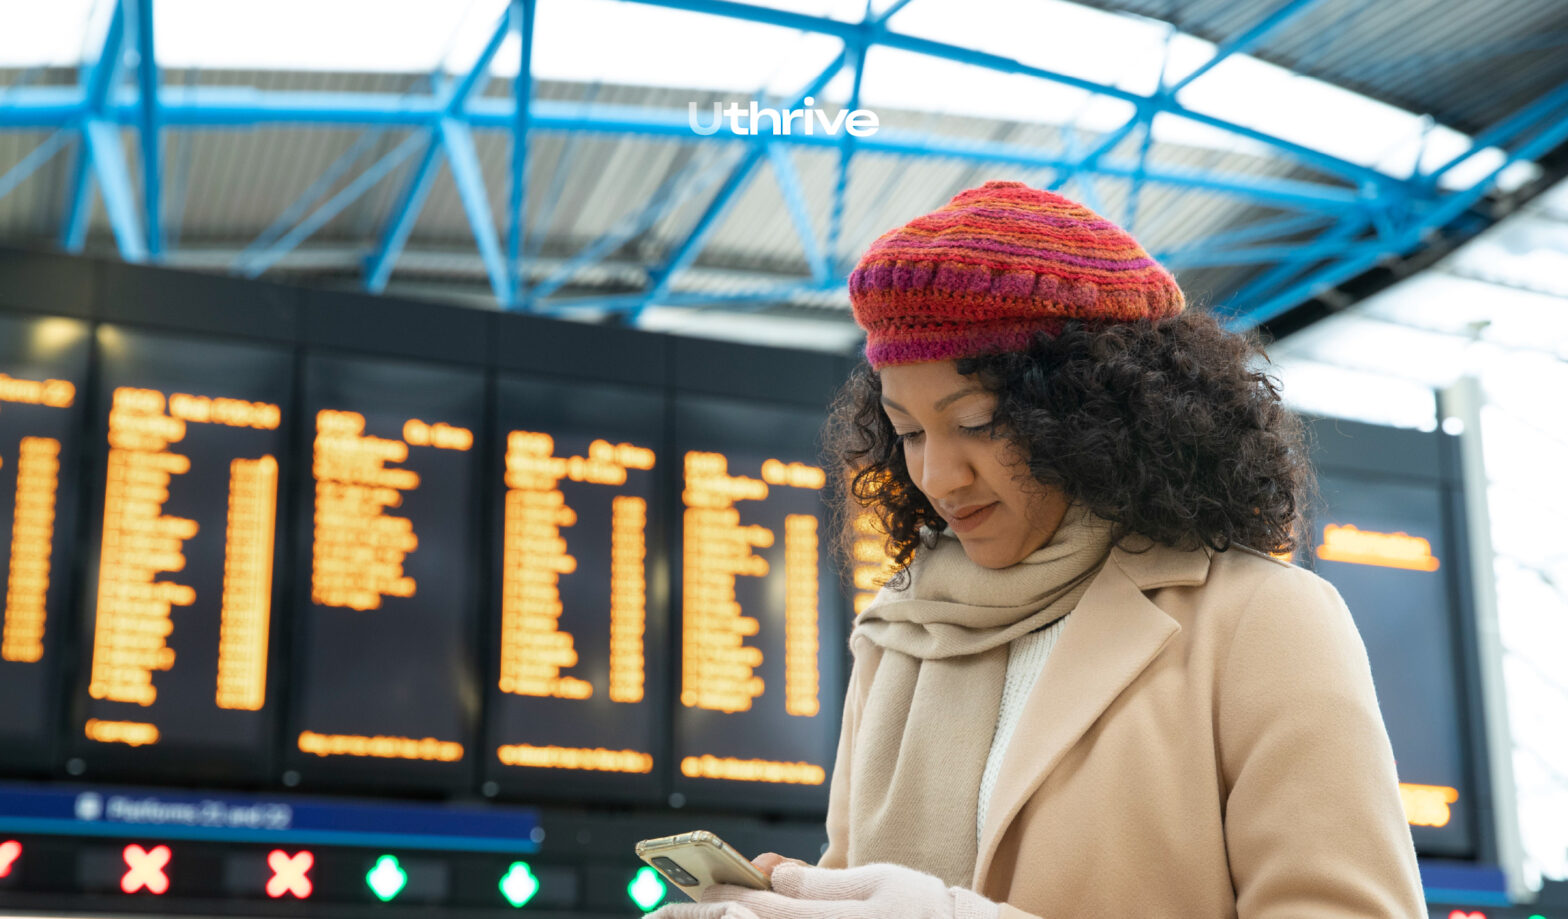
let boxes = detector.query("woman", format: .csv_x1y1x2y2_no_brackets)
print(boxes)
654,180,1425,918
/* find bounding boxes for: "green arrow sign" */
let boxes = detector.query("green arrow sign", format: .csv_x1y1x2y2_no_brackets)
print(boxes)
366,855,408,902
628,866,668,912
499,862,540,908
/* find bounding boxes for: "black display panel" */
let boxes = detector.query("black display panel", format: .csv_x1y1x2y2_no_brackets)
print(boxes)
0,315,90,772
284,355,483,792
1307,469,1474,859
72,326,291,782
671,396,844,812
482,376,668,802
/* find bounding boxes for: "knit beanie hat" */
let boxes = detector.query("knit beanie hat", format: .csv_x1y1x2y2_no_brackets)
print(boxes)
847,180,1185,369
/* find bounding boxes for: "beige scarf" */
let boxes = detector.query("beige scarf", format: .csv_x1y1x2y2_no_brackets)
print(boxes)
846,502,1116,888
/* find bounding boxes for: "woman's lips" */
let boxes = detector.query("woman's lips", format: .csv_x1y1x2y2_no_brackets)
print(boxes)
947,502,998,534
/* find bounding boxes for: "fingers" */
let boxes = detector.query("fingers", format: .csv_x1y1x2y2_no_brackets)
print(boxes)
751,852,809,880
767,863,869,901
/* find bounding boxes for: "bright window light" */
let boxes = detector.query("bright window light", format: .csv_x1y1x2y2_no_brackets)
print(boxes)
0,0,1534,192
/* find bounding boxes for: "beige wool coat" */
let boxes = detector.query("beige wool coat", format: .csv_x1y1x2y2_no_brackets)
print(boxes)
818,539,1427,918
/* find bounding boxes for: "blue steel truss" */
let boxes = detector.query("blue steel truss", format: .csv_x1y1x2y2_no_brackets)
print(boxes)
1,0,1566,330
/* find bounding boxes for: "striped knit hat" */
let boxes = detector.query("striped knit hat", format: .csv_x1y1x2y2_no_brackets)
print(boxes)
848,180,1185,369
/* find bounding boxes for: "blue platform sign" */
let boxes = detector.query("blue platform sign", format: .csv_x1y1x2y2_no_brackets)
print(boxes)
0,781,539,852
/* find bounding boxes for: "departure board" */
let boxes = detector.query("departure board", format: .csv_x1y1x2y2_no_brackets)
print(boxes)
482,376,668,801
671,397,844,811
285,355,483,792
72,327,290,781
1307,470,1475,859
0,315,89,772
846,469,900,618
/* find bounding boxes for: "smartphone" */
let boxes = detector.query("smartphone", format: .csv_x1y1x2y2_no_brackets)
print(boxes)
635,830,771,901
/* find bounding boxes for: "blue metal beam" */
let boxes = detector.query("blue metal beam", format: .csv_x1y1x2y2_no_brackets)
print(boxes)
83,3,129,112
640,51,849,316
131,0,162,258
60,140,95,251
541,282,831,316
63,0,130,253
1422,77,1568,186
365,134,444,292
520,86,599,304
0,0,1559,325
84,118,147,261
1,2,1406,200
0,87,1408,212
1125,118,1155,231
1125,21,1180,231
22,91,1352,211
613,0,1403,193
526,144,736,302
507,0,536,306
1225,210,1368,310
1158,237,1368,270
1225,106,1568,329
245,128,393,259
440,117,512,305
1056,123,1108,216
827,22,868,280
1166,0,1326,96
362,11,513,295
0,129,71,201
870,0,916,25
1154,210,1333,259
236,131,425,277
766,142,828,281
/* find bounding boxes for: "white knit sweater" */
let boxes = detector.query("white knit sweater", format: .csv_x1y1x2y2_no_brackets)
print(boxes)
977,616,1069,842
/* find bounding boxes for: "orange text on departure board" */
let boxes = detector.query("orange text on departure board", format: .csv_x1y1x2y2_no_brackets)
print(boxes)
845,468,900,617
86,387,282,718
610,494,648,702
297,730,464,762
681,453,826,715
1316,524,1440,571
310,411,470,611
496,744,654,774
681,452,769,714
0,371,74,663
216,456,277,711
679,754,825,785
0,373,75,408
850,508,899,617
88,387,200,709
1399,782,1459,827
3,437,61,663
783,514,820,716
498,432,655,702
83,718,160,747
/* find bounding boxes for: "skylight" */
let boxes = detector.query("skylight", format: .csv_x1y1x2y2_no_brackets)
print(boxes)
0,0,1536,193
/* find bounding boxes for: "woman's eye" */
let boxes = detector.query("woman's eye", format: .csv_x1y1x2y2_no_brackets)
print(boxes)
895,430,924,444
960,419,996,436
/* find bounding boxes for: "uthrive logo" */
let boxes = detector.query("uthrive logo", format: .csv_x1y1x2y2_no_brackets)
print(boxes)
688,96,879,137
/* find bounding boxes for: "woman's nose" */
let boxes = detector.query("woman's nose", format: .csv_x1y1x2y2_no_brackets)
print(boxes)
916,435,974,502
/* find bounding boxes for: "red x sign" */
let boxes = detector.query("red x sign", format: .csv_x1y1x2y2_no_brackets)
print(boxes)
266,849,314,899
0,840,20,878
121,844,171,894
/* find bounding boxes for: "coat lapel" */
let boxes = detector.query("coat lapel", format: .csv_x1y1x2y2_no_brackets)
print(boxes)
973,541,1213,885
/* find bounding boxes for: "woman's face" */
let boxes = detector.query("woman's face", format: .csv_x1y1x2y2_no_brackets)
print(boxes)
879,359,1069,569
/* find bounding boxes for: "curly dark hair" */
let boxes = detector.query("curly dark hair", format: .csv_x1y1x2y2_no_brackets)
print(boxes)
823,308,1317,587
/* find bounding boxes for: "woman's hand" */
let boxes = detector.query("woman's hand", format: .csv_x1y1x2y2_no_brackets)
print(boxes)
645,862,1000,919
751,852,808,880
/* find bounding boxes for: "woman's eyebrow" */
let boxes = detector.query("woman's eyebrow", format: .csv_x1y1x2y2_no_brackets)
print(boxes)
879,387,986,414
